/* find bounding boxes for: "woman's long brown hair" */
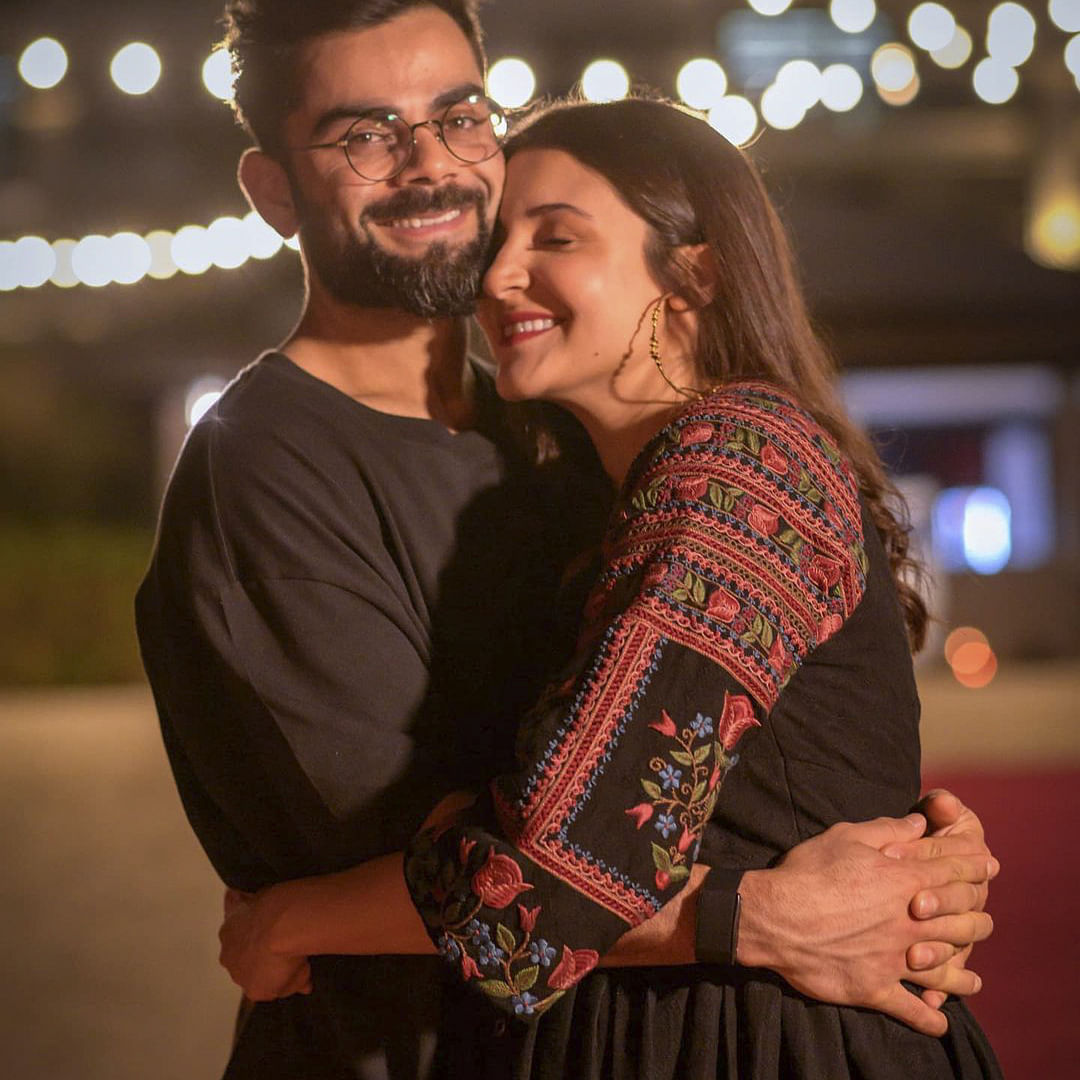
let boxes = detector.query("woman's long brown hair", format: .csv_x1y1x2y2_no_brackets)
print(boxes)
504,97,928,651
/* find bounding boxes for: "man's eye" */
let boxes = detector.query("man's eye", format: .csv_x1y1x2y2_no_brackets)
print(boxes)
540,236,573,247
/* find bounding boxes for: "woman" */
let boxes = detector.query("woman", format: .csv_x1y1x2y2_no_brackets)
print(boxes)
221,98,1001,1077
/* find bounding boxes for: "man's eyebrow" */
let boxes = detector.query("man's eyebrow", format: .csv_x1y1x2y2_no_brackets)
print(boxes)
525,202,594,220
309,82,486,141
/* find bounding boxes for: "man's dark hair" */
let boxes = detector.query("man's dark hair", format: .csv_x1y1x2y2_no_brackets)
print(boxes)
222,0,486,157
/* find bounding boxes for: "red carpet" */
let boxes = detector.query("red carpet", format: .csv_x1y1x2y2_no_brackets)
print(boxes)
921,769,1079,1079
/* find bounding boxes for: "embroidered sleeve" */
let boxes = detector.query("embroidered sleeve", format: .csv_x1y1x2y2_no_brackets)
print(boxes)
403,382,867,1019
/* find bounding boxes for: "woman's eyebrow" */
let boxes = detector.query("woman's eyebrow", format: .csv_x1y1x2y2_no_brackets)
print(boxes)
524,202,594,220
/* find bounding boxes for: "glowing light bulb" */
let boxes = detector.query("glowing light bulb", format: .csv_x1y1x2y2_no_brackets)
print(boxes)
110,42,162,95
202,48,235,102
18,37,68,89
930,26,974,69
677,58,728,110
820,64,865,111
581,59,630,103
908,3,957,52
829,0,877,34
973,57,1020,103
488,58,536,109
707,96,758,145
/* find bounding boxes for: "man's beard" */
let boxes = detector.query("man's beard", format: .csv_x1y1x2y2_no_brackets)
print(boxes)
296,183,491,318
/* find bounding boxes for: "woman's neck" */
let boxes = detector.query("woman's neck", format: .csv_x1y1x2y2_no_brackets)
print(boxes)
567,398,684,488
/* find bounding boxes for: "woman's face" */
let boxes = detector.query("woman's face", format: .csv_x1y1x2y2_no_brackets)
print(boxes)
479,149,667,411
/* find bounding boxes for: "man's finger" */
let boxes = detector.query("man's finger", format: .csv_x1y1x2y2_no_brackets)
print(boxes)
911,853,995,892
831,812,928,853
907,940,959,970
881,832,994,864
910,879,983,919
875,984,949,1038
912,910,994,948
906,962,983,998
921,989,948,1010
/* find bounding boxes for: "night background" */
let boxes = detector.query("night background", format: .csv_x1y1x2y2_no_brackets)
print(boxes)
1,1,1077,1076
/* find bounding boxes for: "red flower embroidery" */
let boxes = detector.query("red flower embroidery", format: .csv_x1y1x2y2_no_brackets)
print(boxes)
548,946,599,990
807,554,843,590
817,613,844,643
748,504,780,536
716,691,760,751
461,953,481,980
708,761,724,790
676,476,709,500
471,848,534,909
768,633,787,670
625,803,654,829
649,710,678,737
680,422,714,447
518,904,541,933
459,837,476,866
761,443,789,473
706,588,740,622
655,869,671,891
677,825,695,854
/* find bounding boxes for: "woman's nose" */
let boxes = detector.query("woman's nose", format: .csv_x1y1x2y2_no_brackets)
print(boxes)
482,242,528,298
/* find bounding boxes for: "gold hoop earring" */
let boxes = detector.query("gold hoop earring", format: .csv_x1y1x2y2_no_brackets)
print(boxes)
649,298,714,401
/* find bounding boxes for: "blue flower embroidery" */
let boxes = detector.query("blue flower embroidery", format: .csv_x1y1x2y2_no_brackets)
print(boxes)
512,991,539,1016
477,940,507,968
528,939,557,967
466,918,490,947
437,933,461,963
658,763,682,791
690,712,714,738
655,812,677,838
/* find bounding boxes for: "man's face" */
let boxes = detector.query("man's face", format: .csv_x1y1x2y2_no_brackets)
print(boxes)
281,7,505,317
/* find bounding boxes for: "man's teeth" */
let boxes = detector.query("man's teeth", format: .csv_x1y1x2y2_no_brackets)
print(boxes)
387,208,463,229
505,318,556,338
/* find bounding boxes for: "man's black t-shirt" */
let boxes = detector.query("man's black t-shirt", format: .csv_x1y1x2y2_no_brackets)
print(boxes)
136,349,603,1078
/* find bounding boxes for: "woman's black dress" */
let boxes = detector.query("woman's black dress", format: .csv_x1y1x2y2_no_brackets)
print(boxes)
405,382,1002,1078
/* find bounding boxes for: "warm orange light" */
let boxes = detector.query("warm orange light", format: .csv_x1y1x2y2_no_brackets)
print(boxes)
943,626,988,665
952,648,998,688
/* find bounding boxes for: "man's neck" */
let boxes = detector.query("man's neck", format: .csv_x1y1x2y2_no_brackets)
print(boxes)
283,298,476,430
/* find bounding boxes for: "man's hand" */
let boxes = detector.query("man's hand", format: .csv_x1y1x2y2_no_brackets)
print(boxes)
737,813,994,1037
883,789,997,1009
219,888,313,1002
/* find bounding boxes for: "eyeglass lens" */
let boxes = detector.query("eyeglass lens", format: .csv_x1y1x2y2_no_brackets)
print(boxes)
343,95,506,180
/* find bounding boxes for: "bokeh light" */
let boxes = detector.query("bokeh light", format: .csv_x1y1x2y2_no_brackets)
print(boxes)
201,48,235,103
185,377,228,427
13,236,56,289
986,3,1037,67
1026,188,1080,270
18,37,68,90
108,232,153,285
487,57,536,109
110,42,162,95
820,64,865,111
242,211,284,261
71,235,114,288
145,231,179,280
206,216,250,270
775,59,824,110
829,0,877,35
676,58,728,110
871,43,917,92
973,57,1020,103
908,3,957,52
760,82,806,130
49,240,79,288
581,59,630,103
707,95,758,145
931,26,974,69
747,0,793,15
1049,0,1080,32
1065,34,1080,77
945,627,999,689
171,225,214,276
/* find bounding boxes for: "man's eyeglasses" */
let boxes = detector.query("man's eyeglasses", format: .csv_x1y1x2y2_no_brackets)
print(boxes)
299,92,509,182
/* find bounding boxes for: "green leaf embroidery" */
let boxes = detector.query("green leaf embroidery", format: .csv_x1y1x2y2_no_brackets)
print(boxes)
671,588,690,603
514,965,540,993
708,482,726,509
759,620,774,648
478,979,515,999
668,864,691,883
745,429,762,453
670,750,694,766
692,744,711,764
496,923,517,956
652,843,674,874
534,989,567,1015
751,612,765,638
642,779,662,800
798,469,812,494
777,528,799,547
691,780,706,802
805,486,823,505
691,574,707,606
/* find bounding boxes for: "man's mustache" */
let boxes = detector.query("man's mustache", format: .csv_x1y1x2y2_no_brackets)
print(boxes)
362,184,487,224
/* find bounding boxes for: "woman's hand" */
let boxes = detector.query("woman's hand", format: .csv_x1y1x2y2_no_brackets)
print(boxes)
219,888,313,1002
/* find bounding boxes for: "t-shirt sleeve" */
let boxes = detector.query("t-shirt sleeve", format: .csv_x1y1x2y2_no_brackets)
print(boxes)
139,415,441,877
403,383,867,1019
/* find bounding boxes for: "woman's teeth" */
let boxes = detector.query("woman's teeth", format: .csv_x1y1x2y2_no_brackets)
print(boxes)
504,318,556,338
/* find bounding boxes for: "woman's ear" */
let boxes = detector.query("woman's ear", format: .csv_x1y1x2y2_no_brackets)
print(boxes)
666,243,718,312
238,148,299,239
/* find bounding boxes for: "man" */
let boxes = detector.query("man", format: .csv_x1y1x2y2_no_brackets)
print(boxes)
136,2,994,1077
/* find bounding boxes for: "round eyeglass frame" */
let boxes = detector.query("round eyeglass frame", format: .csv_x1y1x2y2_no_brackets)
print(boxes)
299,92,508,182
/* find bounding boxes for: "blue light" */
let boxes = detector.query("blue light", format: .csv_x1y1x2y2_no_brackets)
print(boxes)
932,486,1012,575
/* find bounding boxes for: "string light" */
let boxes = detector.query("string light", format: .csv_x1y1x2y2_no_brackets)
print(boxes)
110,42,162,95
677,58,728,110
908,3,957,52
17,37,68,89
581,59,630,103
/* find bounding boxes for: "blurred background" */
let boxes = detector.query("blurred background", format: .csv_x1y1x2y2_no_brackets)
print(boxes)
1,0,1077,1076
